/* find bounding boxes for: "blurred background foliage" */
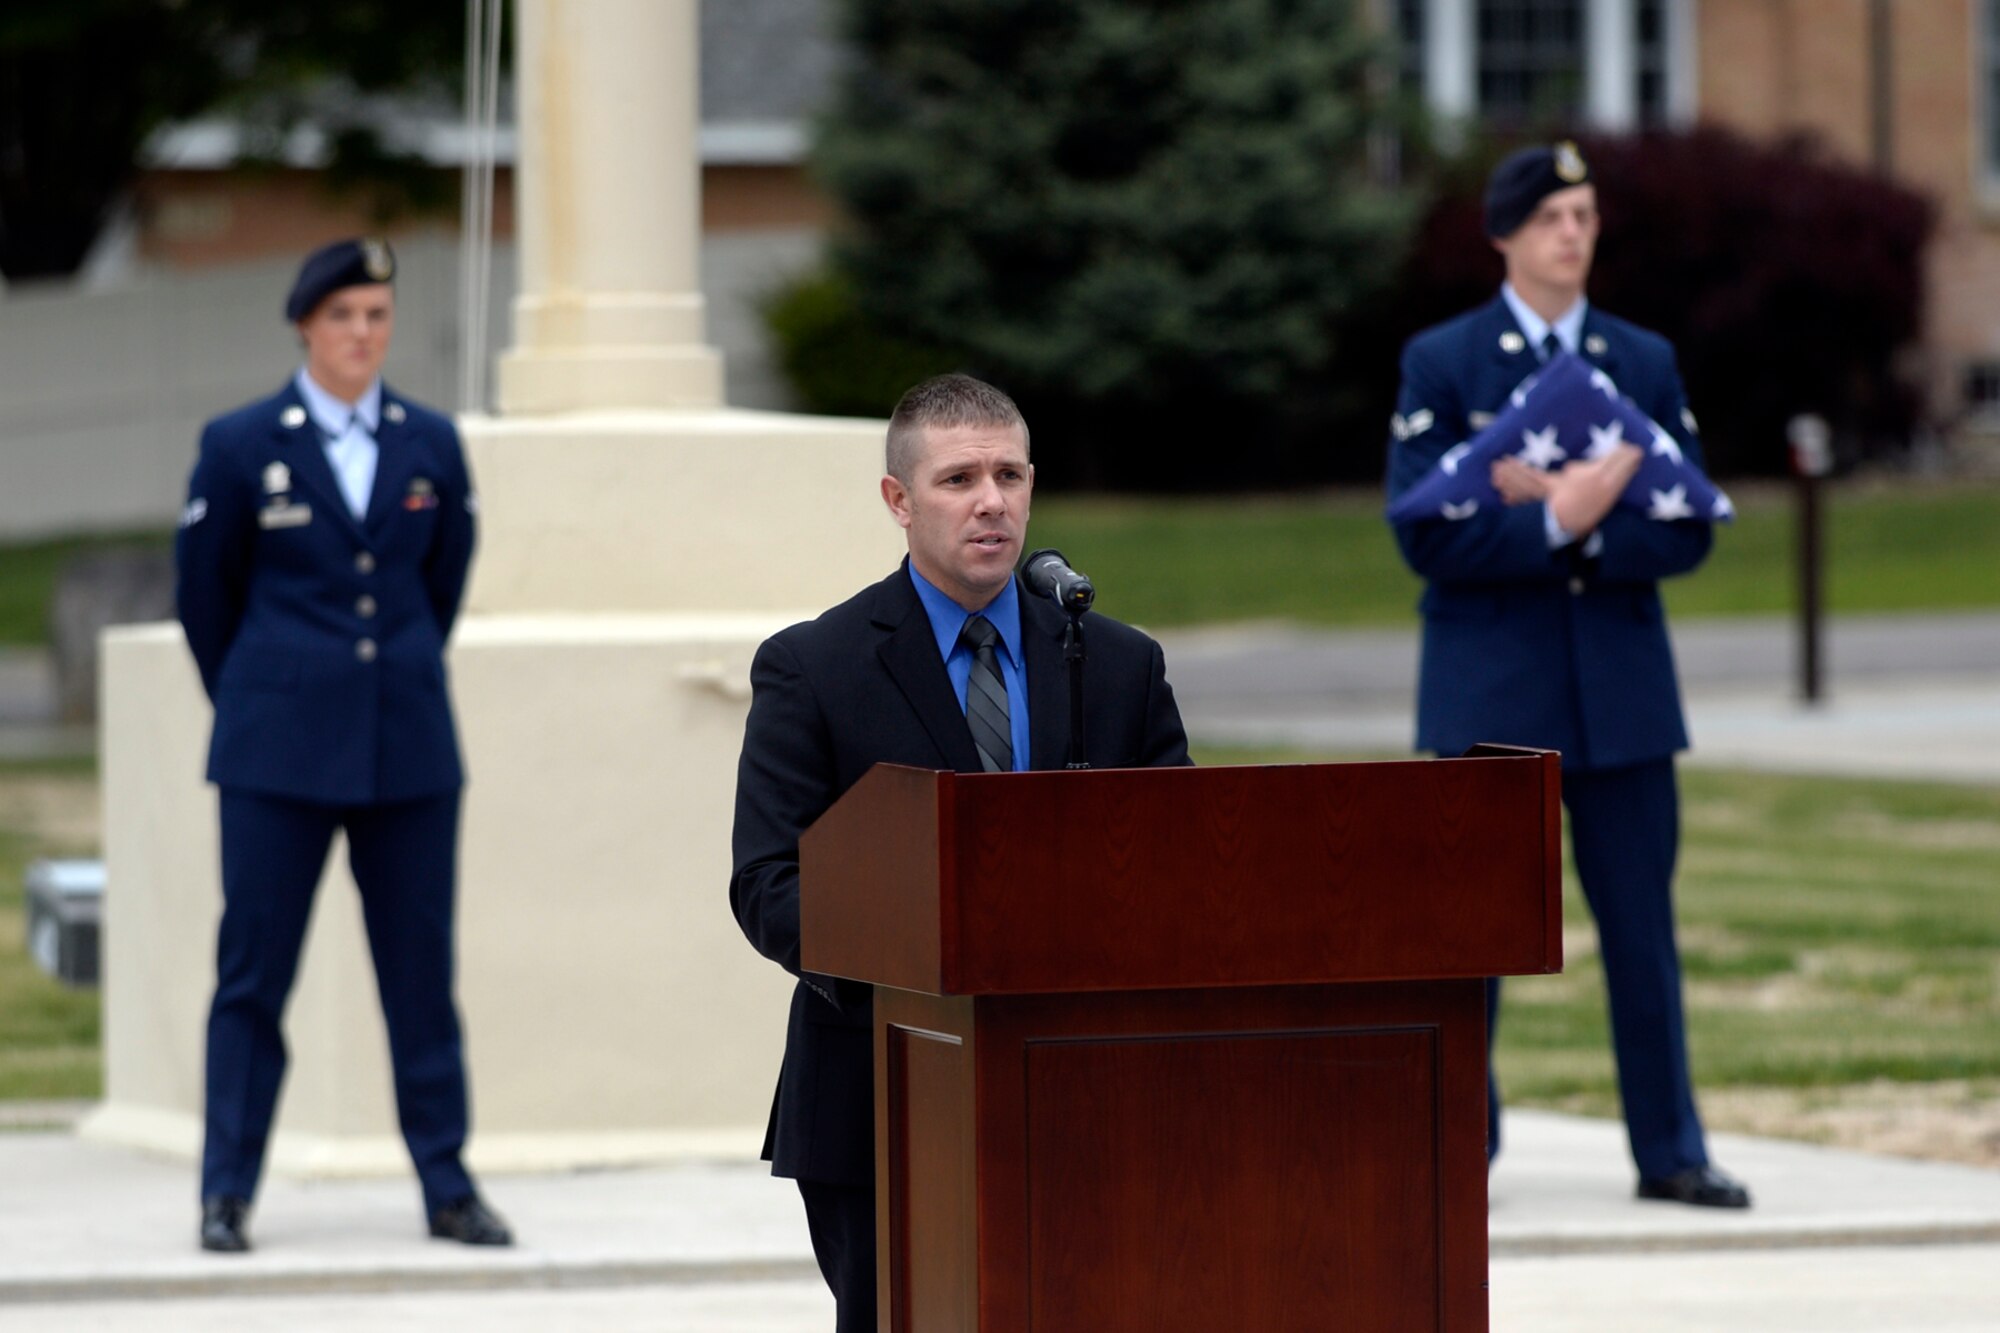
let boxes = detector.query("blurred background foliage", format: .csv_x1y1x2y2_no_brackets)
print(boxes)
768,0,1935,491
0,0,471,281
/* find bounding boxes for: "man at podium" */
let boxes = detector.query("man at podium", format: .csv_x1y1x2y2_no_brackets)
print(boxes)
729,373,1190,1331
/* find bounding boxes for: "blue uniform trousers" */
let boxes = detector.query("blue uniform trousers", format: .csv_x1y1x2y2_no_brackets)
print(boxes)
1488,758,1708,1180
202,789,474,1213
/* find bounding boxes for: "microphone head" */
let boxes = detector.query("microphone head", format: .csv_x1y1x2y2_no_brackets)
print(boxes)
1021,547,1094,615
1022,548,1067,584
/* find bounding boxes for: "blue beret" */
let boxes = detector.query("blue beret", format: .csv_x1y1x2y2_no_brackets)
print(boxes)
1484,142,1592,239
284,238,396,322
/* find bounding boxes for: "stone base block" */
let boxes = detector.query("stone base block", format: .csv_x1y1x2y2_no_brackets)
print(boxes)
460,408,902,615
87,613,832,1178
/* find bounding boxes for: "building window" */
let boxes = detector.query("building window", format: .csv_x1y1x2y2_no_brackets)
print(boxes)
1636,0,1668,127
1394,0,1426,99
1983,0,2000,191
1477,0,1585,126
1964,360,2000,416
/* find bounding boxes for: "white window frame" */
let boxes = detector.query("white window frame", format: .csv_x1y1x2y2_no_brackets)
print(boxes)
1413,0,1696,131
1977,0,2000,209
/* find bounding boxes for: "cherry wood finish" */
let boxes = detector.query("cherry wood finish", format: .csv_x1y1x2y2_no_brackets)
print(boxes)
802,754,1562,995
819,753,1562,1332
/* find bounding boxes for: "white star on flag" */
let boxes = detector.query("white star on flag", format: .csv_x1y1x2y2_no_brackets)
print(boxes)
1517,425,1564,469
1712,493,1735,520
1648,485,1693,521
1590,369,1618,398
1442,499,1480,520
1651,427,1684,467
1440,443,1471,476
1585,420,1626,459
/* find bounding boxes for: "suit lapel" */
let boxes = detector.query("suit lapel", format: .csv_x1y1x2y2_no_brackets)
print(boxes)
1579,309,1621,382
268,380,365,542
873,567,985,775
363,387,414,536
1484,296,1533,377
1021,591,1071,772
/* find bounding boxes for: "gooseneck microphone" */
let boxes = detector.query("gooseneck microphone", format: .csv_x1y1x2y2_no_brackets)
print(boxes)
1020,548,1095,616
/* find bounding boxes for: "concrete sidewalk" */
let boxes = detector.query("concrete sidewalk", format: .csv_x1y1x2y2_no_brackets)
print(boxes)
1158,610,2000,784
2,1109,1997,1329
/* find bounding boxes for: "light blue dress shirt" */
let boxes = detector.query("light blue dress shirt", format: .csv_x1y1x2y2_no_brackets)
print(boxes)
1501,282,1588,360
908,564,1033,772
294,368,382,521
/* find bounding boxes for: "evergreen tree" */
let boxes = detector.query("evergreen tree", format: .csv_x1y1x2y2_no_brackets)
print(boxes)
814,0,1413,487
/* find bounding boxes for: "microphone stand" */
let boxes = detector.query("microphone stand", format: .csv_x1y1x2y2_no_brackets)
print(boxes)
1063,609,1089,770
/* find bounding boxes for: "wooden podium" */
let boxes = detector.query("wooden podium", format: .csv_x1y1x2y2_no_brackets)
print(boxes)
800,749,1561,1333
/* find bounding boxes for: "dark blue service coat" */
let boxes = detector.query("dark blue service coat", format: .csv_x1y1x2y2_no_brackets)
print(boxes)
1385,296,1712,772
176,378,476,804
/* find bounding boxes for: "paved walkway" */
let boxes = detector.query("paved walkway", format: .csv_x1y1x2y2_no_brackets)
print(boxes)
1,1109,1997,1330
1158,610,2000,784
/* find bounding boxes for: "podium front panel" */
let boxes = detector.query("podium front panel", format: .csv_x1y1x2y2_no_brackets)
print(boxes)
878,981,1489,1332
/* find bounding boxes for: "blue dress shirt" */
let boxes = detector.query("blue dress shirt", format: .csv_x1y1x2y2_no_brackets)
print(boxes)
1501,282,1588,360
908,564,1033,772
294,368,381,520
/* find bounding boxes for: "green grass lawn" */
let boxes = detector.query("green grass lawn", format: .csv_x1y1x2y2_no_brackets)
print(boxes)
1195,744,2000,1123
1,481,1994,644
0,757,102,1102
1032,478,2000,628
7,745,1995,1123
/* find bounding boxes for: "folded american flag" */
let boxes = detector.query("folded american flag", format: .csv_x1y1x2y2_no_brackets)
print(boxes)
1387,351,1734,526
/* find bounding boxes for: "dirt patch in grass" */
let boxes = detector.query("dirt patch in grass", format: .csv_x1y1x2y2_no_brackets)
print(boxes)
1699,1081,2000,1168
0,775,99,852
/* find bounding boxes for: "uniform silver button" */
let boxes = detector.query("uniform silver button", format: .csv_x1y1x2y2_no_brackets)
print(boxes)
1569,577,1586,595
356,594,378,618
355,551,376,574
356,638,378,662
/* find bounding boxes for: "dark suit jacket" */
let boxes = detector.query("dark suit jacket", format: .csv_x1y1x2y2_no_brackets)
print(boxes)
1385,295,1712,772
729,563,1191,1186
175,378,477,805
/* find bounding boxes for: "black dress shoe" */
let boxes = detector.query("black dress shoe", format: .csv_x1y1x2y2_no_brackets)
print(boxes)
1637,1164,1752,1209
428,1194,514,1246
200,1196,252,1253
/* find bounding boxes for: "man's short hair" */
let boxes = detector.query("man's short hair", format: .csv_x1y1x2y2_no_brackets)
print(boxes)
885,374,1030,482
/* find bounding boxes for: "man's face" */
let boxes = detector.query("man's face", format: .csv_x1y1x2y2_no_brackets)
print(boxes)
881,422,1034,610
298,283,395,399
1494,183,1599,298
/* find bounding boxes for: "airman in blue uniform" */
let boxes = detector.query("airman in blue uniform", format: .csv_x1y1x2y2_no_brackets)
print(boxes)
176,238,511,1251
1385,146,1751,1209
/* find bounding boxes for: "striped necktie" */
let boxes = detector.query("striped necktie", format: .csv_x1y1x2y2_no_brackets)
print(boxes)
959,615,1012,773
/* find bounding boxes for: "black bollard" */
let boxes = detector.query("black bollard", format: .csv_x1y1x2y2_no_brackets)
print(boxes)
1786,414,1832,705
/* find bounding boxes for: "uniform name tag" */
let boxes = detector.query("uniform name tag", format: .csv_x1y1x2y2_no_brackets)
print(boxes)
258,502,313,530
